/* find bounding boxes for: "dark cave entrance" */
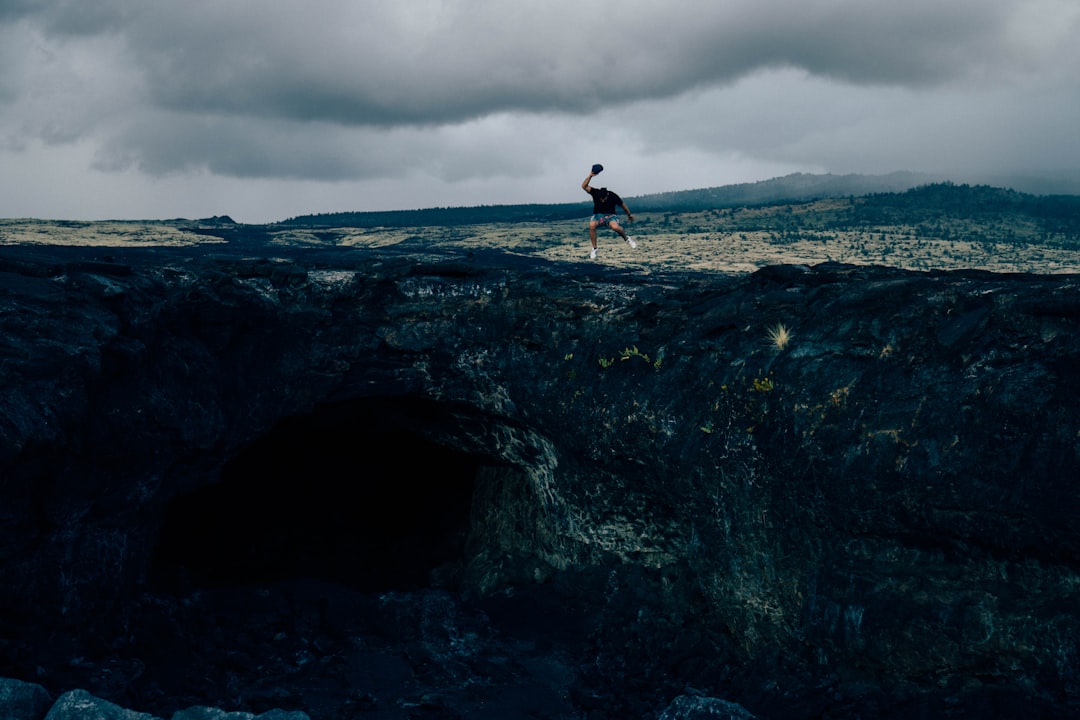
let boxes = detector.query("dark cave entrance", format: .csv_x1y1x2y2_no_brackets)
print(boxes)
152,397,481,593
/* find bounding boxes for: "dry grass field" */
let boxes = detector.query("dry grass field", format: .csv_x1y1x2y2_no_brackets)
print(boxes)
231,205,1080,276
3,198,1078,276
0,219,226,248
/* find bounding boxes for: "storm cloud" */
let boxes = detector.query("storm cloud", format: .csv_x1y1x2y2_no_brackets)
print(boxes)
1,0,1078,221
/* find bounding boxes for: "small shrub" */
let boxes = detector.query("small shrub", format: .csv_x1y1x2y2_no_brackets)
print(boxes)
752,376,775,393
765,323,792,351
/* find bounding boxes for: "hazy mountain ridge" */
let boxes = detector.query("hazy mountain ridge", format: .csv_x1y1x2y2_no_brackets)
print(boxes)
853,182,1080,235
7,175,1079,273
279,171,1080,229
629,170,941,211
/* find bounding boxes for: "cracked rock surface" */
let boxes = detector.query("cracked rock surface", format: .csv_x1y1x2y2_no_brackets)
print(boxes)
1,242,1079,718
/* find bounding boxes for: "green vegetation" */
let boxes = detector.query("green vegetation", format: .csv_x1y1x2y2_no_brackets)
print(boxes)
638,184,1080,246
279,203,585,228
599,345,664,371
751,376,775,394
279,181,1080,250
118,176,1074,276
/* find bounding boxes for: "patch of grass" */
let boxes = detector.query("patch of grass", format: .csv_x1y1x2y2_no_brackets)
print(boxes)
599,345,664,371
765,323,792,352
752,376,775,393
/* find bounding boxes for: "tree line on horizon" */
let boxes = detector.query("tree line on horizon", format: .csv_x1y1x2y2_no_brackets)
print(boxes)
278,172,932,227
277,176,1080,244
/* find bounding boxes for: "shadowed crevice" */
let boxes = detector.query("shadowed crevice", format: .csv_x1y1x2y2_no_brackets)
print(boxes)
153,397,480,592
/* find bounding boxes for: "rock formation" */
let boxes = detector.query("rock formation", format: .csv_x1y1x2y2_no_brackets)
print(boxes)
1,242,1078,718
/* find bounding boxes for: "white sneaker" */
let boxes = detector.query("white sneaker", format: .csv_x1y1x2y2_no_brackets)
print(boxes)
590,248,597,259
626,236,637,248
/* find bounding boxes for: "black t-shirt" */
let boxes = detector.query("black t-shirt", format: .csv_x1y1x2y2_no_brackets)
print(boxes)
588,187,622,214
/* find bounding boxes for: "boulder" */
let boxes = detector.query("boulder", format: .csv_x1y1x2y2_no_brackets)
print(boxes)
43,690,157,720
0,678,52,720
658,695,757,719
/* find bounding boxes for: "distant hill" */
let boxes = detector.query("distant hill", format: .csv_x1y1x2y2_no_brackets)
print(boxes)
852,182,1080,238
279,203,585,229
629,171,940,212
278,172,1078,229
277,172,939,228
968,170,1080,197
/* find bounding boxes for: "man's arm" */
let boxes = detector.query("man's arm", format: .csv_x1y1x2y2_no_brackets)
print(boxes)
620,201,634,222
582,172,595,194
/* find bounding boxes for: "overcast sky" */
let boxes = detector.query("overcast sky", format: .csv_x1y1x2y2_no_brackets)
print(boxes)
2,0,1078,223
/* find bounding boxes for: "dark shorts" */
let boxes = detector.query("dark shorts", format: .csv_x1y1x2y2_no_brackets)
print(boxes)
591,213,618,226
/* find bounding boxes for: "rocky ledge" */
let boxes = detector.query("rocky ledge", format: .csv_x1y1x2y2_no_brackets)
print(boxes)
0,242,1078,719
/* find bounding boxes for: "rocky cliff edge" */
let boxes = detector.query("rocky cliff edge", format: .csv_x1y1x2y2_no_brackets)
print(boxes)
1,243,1078,719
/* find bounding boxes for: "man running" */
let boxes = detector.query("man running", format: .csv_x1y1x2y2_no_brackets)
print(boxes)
582,168,636,259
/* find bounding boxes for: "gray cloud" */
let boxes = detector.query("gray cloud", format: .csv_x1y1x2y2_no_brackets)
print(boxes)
125,1,1044,125
8,1,1053,125
1,0,1078,221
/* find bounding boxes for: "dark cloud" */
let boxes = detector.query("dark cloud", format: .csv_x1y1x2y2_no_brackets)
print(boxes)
0,0,134,35
0,0,35,21
135,2,1030,125
8,1,1041,127
92,114,410,180
0,0,1078,221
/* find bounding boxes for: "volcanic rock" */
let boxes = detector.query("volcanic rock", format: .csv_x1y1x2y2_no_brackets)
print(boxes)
0,242,1078,718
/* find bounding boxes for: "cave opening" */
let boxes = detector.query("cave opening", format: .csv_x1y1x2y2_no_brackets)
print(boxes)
152,397,482,593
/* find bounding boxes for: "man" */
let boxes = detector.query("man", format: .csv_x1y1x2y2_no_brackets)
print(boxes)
582,169,636,259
